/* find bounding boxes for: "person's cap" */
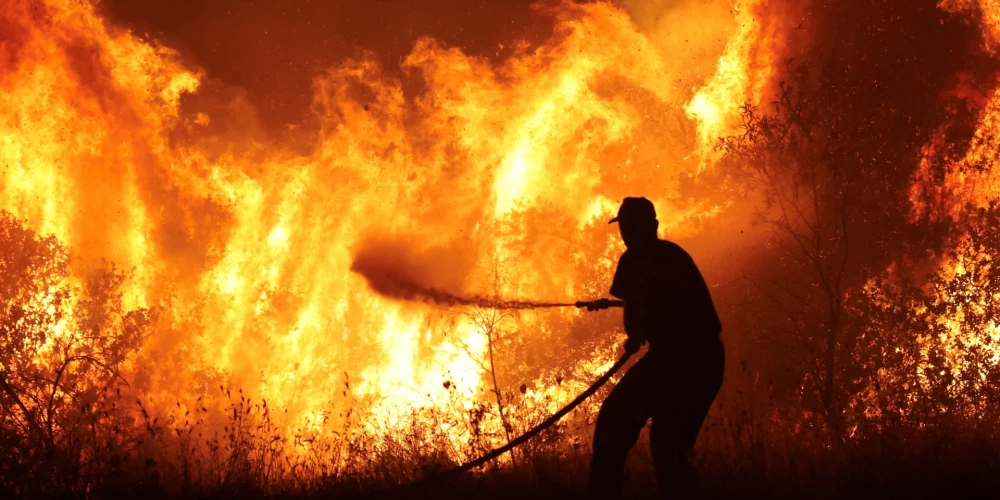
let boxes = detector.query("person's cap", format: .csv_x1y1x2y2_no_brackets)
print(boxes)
608,197,656,224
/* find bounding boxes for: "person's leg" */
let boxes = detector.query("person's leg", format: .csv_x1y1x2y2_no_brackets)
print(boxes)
649,343,725,499
589,358,656,499
649,419,697,499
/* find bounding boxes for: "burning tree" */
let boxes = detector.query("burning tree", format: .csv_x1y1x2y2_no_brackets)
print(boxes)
849,207,1000,429
718,46,986,435
0,211,155,495
719,73,860,431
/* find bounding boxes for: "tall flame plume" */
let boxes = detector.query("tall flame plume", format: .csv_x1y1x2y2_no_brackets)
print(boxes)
1,0,778,464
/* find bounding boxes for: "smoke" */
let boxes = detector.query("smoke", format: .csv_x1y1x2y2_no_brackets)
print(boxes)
350,236,574,310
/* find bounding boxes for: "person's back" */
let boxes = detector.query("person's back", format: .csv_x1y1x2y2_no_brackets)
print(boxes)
609,238,721,353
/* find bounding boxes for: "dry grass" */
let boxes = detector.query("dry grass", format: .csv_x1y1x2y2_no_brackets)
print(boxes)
4,211,1000,499
4,374,1000,499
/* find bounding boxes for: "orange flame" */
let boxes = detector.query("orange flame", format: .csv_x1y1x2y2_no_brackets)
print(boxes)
1,0,774,461
685,0,779,167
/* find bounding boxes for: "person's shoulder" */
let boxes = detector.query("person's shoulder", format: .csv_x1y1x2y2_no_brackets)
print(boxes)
656,239,698,268
617,247,634,261
655,239,690,258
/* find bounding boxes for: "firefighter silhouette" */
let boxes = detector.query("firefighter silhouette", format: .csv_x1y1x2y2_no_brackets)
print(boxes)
586,197,725,499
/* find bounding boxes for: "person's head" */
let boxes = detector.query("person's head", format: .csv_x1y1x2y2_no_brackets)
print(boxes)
608,197,659,249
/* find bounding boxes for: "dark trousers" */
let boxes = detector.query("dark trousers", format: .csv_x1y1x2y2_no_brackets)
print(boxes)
589,339,724,499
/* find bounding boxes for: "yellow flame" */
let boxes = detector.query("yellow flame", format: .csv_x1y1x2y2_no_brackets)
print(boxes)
0,0,768,462
685,0,774,167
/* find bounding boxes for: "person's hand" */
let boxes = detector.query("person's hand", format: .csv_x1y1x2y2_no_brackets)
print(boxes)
624,337,643,354
586,298,612,311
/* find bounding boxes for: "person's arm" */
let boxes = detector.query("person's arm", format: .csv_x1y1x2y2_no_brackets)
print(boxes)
609,253,646,353
623,293,653,351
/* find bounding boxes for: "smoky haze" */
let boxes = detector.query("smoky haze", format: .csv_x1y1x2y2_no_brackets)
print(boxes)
99,0,549,128
99,0,738,130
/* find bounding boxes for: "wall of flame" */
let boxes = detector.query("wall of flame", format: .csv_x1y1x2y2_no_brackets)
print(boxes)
1,0,793,456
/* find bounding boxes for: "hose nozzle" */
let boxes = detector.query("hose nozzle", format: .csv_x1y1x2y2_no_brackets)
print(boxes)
576,299,625,310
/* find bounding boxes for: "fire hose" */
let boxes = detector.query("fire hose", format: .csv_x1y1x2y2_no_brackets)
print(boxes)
371,299,629,496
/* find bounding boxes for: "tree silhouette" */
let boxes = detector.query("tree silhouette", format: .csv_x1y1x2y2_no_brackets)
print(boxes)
0,210,153,493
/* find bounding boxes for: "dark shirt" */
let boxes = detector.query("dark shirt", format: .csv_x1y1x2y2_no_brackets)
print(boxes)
609,239,722,351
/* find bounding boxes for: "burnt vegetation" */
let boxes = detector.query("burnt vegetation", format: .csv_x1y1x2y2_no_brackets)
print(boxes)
8,1,1000,499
